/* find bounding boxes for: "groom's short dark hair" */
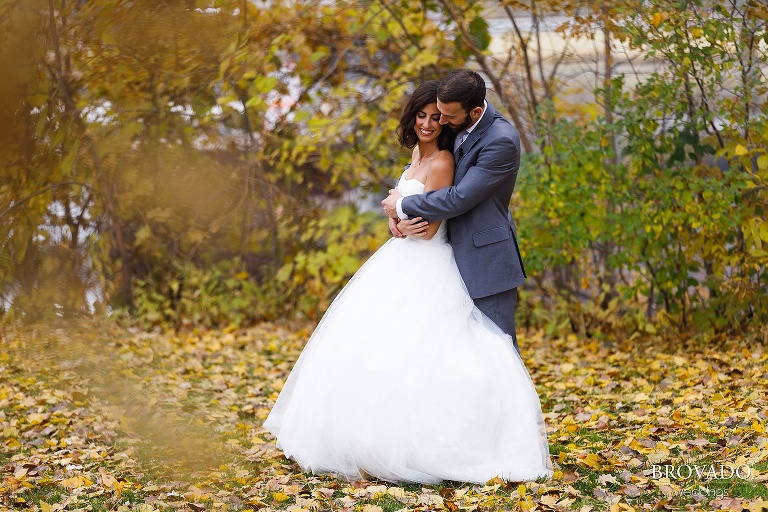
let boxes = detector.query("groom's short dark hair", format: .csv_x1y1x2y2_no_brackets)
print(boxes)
437,69,486,112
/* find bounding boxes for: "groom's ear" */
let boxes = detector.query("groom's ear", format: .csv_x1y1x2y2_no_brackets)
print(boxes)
470,106,483,120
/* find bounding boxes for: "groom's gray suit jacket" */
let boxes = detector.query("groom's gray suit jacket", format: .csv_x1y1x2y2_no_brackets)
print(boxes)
401,102,526,299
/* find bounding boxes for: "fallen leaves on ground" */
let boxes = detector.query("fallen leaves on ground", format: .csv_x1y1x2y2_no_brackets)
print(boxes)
1,322,767,511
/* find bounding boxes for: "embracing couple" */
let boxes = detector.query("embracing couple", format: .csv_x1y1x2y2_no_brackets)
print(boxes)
264,69,552,484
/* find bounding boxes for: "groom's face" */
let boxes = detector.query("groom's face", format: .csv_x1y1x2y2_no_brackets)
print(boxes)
436,100,479,132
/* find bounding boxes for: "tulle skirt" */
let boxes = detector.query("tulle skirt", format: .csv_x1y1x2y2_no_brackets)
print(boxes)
263,235,552,484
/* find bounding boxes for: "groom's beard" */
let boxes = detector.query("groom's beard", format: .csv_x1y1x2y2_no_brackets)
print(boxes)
450,114,473,133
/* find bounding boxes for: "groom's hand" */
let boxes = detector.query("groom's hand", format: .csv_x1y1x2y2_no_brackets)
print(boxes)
381,189,402,218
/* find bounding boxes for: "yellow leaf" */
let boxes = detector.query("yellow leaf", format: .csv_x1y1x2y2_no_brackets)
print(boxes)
60,475,94,490
745,501,768,512
651,13,663,26
734,144,748,156
27,413,47,425
582,453,607,469
60,476,85,490
757,154,768,173
647,446,671,464
99,468,119,489
283,484,301,495
272,492,290,502
540,495,559,507
40,501,66,512
519,497,535,510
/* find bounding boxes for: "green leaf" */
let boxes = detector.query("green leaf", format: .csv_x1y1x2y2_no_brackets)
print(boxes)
135,225,152,245
310,50,328,63
254,76,278,94
468,16,491,51
245,96,264,108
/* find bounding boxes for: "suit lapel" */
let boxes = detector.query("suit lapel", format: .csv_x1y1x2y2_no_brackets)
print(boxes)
454,102,500,176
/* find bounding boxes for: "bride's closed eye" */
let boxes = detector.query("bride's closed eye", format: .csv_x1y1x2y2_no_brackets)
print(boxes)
417,112,441,122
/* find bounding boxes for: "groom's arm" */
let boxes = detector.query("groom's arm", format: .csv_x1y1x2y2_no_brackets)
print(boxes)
400,134,519,221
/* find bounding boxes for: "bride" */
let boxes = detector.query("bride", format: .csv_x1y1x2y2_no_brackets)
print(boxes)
263,81,552,484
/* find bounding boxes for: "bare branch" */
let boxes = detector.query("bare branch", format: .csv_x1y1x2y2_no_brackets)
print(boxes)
0,182,93,222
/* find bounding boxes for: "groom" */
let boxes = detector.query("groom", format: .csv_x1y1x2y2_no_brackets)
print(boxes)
382,69,526,351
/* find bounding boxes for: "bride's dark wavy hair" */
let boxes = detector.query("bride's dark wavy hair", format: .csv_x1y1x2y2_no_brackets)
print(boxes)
396,80,455,151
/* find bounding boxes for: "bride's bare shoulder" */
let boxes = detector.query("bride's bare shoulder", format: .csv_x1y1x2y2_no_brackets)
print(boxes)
435,150,455,168
426,151,454,187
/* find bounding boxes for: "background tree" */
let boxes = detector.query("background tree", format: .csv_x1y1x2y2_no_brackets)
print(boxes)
1,0,468,325
1,0,765,338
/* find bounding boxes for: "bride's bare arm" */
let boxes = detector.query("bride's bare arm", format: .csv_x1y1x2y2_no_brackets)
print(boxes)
418,151,455,240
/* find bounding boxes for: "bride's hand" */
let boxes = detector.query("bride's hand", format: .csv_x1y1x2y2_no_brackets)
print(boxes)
397,217,428,237
389,217,405,238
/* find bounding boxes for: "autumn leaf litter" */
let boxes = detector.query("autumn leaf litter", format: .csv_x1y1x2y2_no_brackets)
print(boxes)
2,323,767,511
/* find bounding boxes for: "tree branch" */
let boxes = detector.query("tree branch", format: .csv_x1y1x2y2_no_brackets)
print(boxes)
0,181,93,221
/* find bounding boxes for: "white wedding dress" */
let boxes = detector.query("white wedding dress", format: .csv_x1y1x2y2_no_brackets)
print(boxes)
263,173,552,484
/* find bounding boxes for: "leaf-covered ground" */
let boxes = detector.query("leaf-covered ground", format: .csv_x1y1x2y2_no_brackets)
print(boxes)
1,322,768,512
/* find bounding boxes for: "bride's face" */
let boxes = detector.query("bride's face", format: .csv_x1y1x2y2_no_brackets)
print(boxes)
414,103,442,144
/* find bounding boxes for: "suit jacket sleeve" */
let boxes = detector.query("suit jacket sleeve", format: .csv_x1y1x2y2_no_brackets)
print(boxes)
401,134,519,221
